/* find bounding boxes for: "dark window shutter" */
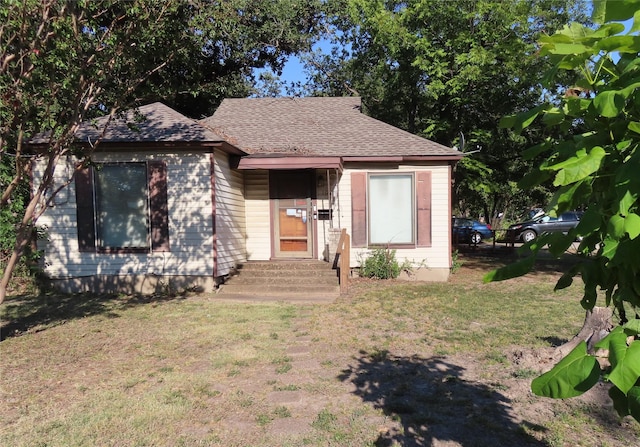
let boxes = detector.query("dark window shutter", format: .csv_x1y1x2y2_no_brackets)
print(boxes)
416,171,432,247
148,161,170,252
351,172,367,247
75,167,96,252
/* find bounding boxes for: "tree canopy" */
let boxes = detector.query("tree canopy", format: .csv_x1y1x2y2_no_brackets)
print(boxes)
296,0,590,225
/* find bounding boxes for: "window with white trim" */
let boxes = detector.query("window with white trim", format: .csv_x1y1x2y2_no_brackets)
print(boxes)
368,173,414,245
350,171,431,248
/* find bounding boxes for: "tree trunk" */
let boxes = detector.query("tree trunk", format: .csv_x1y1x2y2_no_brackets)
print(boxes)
0,222,32,304
556,307,614,357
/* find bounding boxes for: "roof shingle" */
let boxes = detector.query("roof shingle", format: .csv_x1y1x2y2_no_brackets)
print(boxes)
201,97,461,158
29,102,224,145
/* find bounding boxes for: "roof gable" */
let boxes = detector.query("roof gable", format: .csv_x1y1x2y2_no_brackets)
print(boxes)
201,97,462,159
29,102,225,146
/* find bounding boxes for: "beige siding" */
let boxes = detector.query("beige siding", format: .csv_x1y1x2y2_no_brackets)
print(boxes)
34,151,216,283
214,151,246,276
336,163,452,278
244,171,271,260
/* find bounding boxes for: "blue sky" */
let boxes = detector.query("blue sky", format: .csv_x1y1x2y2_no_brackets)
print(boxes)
271,12,636,92
255,39,335,92
279,54,308,85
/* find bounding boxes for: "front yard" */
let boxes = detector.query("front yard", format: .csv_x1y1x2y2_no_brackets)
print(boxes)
1,253,639,446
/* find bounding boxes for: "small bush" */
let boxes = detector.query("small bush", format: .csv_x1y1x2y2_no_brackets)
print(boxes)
451,250,463,273
359,248,403,279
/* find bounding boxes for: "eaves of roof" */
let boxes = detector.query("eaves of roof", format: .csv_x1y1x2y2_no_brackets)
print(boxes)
233,153,463,171
235,155,343,170
27,102,246,155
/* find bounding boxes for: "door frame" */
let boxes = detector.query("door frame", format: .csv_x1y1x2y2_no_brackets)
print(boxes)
269,170,316,259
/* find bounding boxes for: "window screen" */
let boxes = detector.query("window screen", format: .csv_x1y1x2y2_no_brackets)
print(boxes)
95,164,149,248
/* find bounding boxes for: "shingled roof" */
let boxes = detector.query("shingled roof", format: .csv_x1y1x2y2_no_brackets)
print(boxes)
201,97,462,159
29,102,226,146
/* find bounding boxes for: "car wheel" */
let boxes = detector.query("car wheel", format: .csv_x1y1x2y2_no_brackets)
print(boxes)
471,232,482,244
521,229,537,243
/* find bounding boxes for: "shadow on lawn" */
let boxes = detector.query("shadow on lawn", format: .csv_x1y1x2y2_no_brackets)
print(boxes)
339,350,548,447
0,291,187,341
455,244,582,277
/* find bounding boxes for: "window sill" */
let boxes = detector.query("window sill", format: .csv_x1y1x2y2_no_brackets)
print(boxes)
368,243,416,249
97,247,151,254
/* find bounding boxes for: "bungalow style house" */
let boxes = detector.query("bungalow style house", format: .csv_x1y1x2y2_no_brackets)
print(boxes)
31,98,462,293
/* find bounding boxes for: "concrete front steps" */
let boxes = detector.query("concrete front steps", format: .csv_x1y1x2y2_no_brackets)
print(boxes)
216,260,341,303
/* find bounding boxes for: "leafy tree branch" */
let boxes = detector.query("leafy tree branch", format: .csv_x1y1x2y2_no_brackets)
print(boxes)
0,0,327,302
486,0,640,422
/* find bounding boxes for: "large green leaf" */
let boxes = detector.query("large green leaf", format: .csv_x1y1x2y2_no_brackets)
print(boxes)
624,319,640,336
632,9,640,33
610,384,640,423
547,181,591,216
549,147,605,186
592,0,640,24
531,341,601,398
625,213,640,239
619,53,640,75
608,241,640,272
598,329,640,394
498,114,517,129
621,82,640,99
601,237,620,260
629,121,640,134
581,287,598,310
608,214,626,239
483,255,535,283
555,272,574,290
540,23,588,43
542,107,565,126
547,232,575,257
575,207,602,235
629,386,640,422
609,385,631,417
596,35,640,53
521,141,551,160
501,104,547,134
518,169,552,189
565,97,592,117
617,188,637,216
593,90,627,118
555,263,580,291
591,22,627,38
545,42,590,55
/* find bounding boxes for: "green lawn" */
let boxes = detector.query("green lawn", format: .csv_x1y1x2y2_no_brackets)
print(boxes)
1,253,638,446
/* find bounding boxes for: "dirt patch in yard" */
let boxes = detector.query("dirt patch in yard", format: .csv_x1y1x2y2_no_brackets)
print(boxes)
1,250,639,446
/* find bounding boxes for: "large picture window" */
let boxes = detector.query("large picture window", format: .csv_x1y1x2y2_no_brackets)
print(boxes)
351,171,431,248
368,174,414,245
75,161,170,253
95,164,149,249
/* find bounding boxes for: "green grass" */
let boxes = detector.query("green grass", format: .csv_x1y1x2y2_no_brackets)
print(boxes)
311,408,338,431
1,254,639,447
1,296,299,446
316,278,584,359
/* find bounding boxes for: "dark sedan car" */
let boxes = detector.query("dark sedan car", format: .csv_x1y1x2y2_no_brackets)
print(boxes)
509,211,583,243
452,218,493,244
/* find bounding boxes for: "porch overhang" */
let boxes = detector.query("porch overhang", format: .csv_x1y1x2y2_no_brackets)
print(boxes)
235,155,343,170
343,155,464,163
